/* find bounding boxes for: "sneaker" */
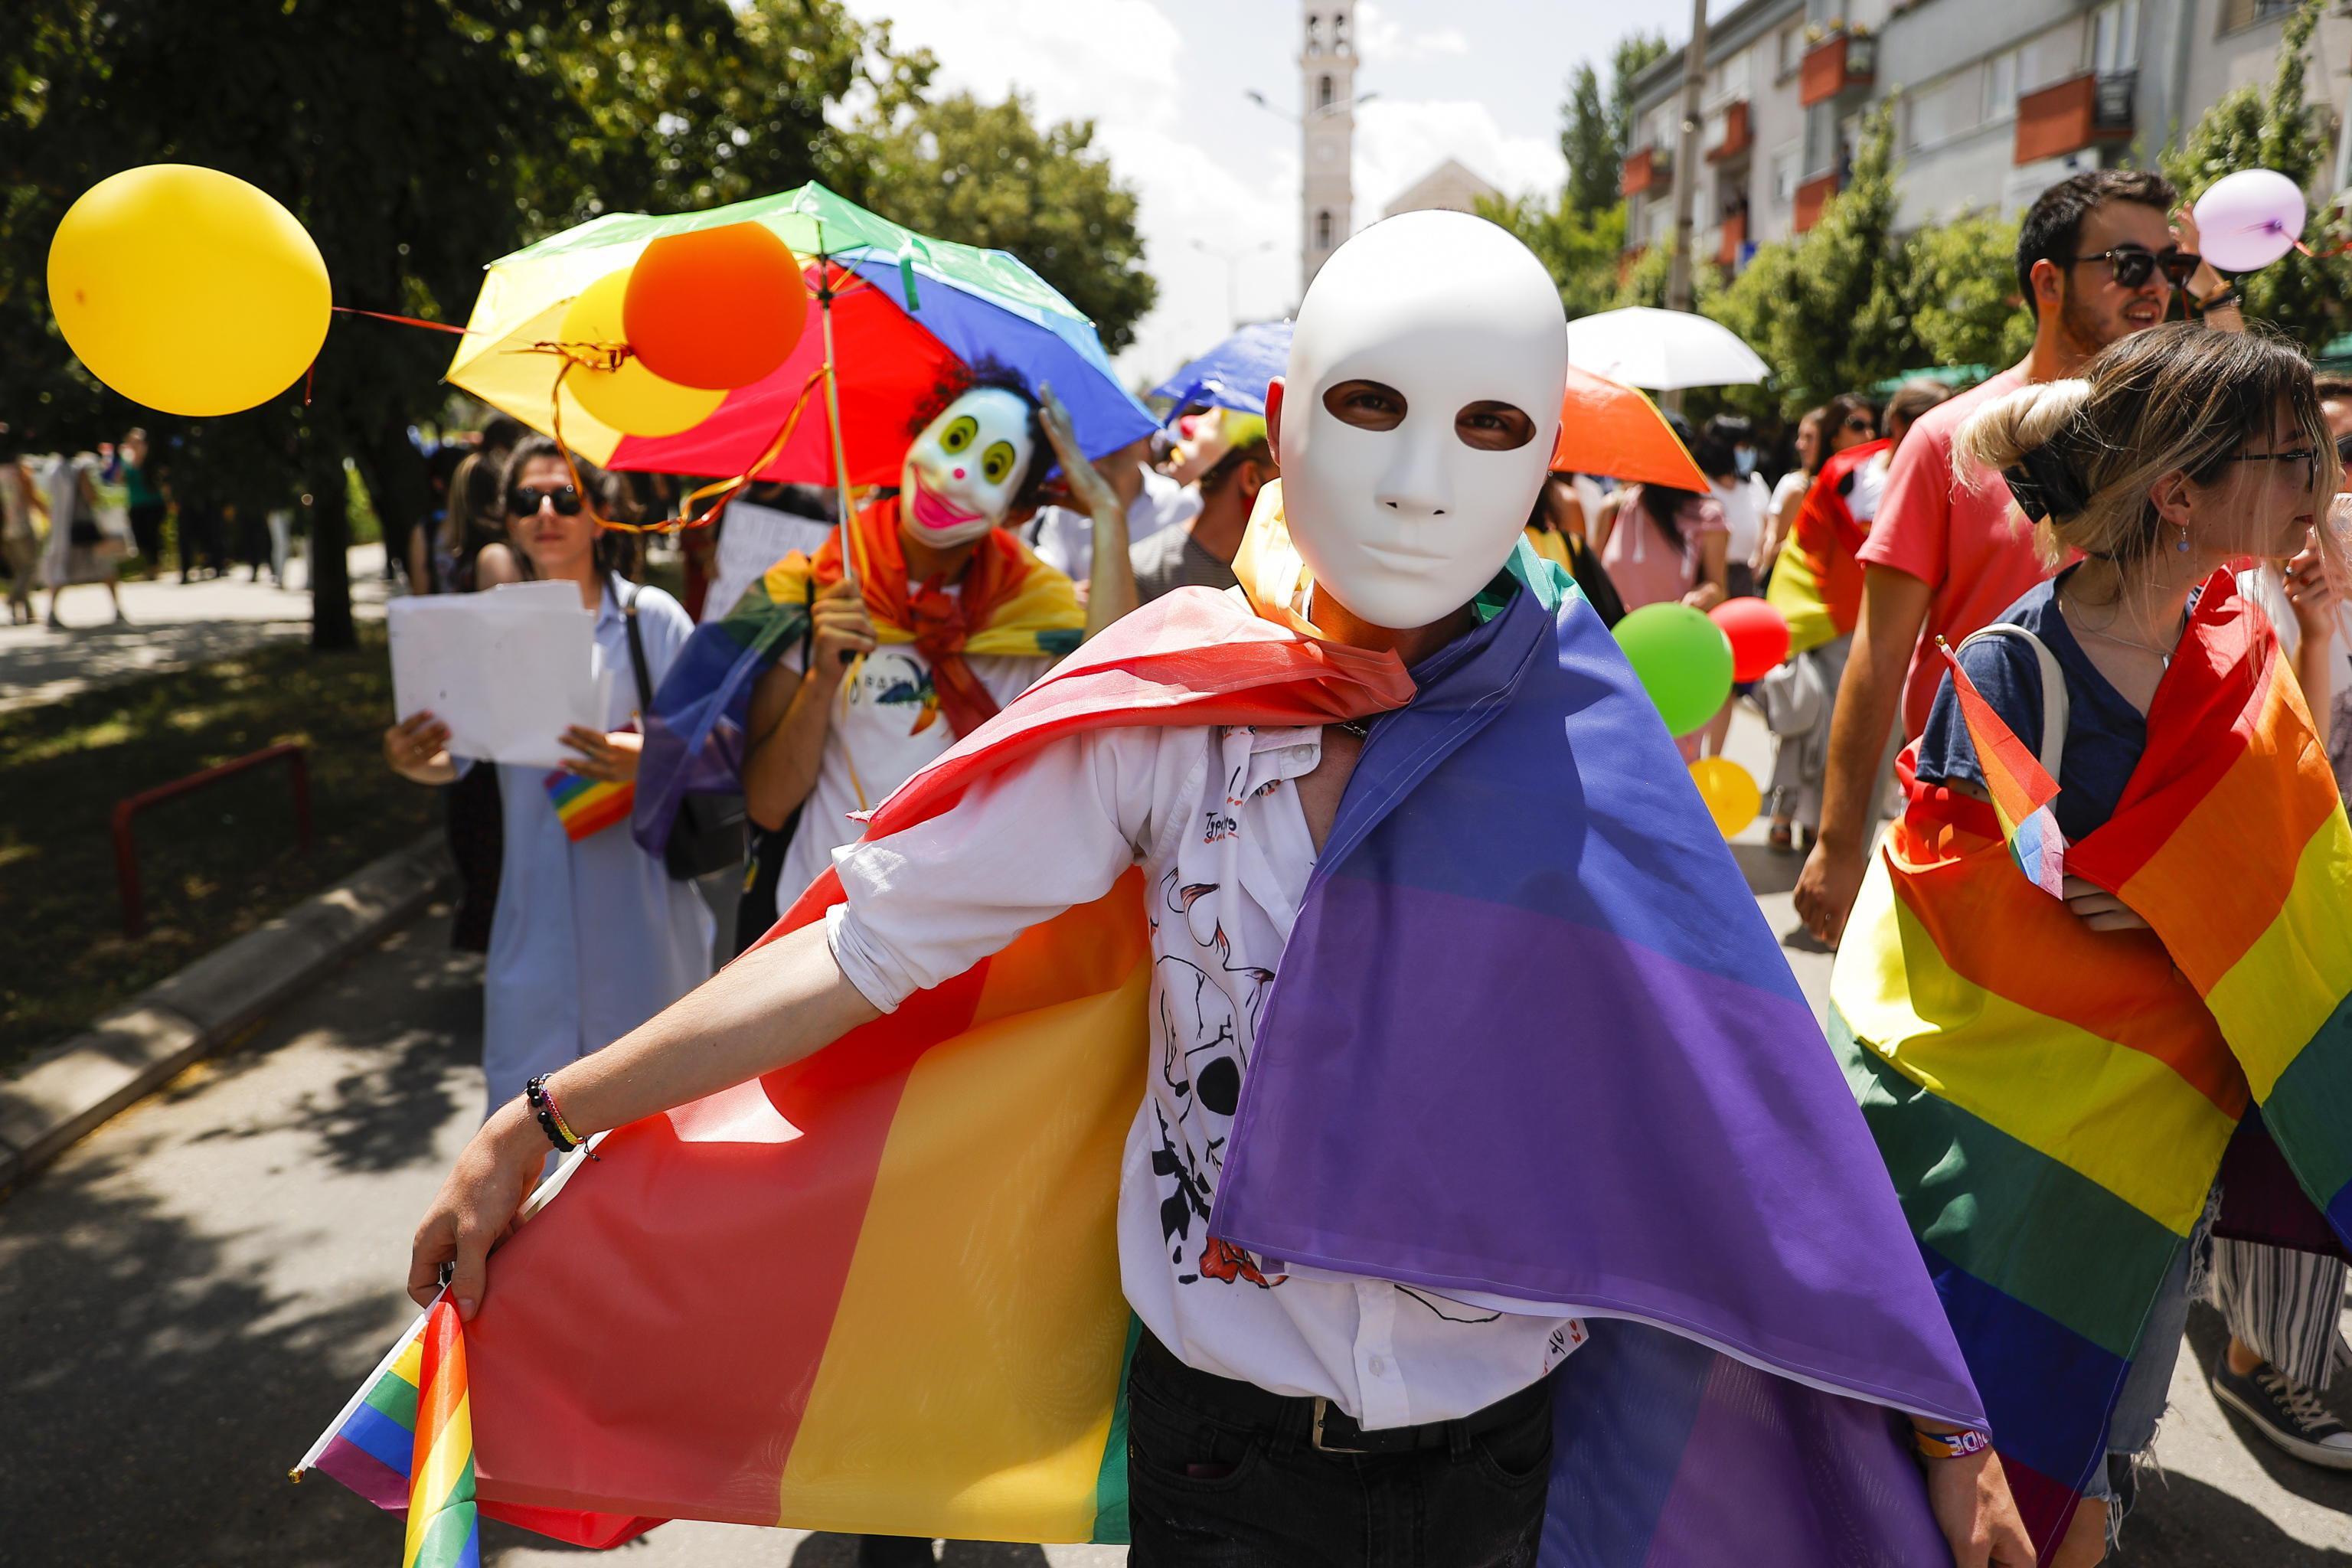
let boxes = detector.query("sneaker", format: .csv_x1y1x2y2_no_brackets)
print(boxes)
2213,1358,2352,1469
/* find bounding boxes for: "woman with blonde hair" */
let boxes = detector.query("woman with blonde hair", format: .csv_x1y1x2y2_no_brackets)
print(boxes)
1829,322,2352,1565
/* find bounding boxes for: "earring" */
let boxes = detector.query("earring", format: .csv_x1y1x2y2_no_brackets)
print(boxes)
2176,524,2190,554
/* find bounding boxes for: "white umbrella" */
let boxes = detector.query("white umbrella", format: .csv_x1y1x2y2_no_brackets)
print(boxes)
1565,306,1770,391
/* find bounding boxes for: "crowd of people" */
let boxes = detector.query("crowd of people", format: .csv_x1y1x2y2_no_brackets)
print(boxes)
340,168,2352,1568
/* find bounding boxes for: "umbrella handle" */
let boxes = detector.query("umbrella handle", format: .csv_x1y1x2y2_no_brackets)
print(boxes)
815,233,859,596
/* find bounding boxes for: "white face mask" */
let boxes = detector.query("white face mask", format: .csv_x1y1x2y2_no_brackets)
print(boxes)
1276,211,1566,629
900,386,1037,547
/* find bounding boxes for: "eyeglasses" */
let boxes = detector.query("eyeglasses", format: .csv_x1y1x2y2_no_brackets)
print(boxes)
1843,416,1876,433
508,484,583,517
2220,448,2321,490
2066,245,2202,291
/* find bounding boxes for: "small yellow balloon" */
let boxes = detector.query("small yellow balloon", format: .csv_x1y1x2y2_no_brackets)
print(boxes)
1689,756,1762,839
48,165,332,417
558,270,724,438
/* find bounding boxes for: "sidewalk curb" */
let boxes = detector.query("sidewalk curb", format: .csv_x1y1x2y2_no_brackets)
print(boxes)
0,832,452,1191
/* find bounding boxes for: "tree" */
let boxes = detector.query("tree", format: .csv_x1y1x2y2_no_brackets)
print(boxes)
842,92,1156,355
1704,103,1919,412
1905,212,2033,373
1561,64,1619,218
1480,193,1628,323
2162,0,2348,351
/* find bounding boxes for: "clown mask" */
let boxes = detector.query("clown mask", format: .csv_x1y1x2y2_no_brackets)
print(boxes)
1273,211,1566,630
899,386,1037,548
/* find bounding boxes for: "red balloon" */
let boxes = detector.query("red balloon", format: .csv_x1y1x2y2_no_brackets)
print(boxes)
623,222,807,390
1710,597,1791,683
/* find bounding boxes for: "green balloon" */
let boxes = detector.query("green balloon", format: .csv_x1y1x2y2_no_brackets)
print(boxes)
1612,602,1734,737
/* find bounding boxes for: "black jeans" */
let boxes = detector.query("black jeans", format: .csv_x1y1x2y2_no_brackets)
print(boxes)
1125,1332,1551,1567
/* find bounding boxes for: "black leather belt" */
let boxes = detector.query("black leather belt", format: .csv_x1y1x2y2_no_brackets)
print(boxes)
1133,1328,1550,1455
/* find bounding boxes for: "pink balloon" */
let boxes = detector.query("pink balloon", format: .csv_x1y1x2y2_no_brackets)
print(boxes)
2193,169,2306,273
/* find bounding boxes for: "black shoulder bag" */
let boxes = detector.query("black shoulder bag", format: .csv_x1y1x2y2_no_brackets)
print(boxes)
619,578,748,880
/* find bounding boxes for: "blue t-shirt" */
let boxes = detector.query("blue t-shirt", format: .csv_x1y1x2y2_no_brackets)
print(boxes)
1913,570,2153,843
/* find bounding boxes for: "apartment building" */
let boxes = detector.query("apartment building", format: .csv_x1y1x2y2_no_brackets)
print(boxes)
1622,0,2352,272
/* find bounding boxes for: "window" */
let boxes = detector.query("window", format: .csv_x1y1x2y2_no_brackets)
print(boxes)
1318,74,1334,109
2092,0,2140,72
2018,24,2084,94
1710,49,1751,106
1334,11,1349,52
1306,14,1321,52
1770,142,1802,207
1777,21,1805,76
2221,0,2298,32
1316,209,1334,250
1984,49,2018,121
1907,73,1981,151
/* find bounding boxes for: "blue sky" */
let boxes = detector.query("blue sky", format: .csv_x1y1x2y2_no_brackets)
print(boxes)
841,0,1694,384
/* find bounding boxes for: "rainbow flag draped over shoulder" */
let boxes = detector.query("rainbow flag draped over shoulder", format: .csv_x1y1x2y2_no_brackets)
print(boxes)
631,495,1083,858
1767,438,1886,655
1934,640,2066,897
1831,570,2352,1554
307,493,1981,1563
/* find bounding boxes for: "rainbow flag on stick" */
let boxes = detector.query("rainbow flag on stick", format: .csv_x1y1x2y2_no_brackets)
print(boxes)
1934,638,2066,897
1834,572,2352,1553
403,1301,480,1568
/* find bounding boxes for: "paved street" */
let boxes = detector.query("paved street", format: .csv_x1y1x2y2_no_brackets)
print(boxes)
0,542,388,714
1,710,2347,1564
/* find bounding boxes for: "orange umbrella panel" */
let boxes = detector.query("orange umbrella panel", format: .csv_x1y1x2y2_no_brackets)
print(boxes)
1550,367,1707,492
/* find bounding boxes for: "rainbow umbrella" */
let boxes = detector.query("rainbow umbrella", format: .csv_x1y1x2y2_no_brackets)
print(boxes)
446,183,1155,492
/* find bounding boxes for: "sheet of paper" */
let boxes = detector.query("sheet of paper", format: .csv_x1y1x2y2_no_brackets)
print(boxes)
389,597,606,768
703,501,836,624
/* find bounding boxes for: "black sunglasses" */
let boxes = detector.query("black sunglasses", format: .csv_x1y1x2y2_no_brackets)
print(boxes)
1842,415,1876,433
2219,447,2321,491
2066,245,2201,290
508,483,583,517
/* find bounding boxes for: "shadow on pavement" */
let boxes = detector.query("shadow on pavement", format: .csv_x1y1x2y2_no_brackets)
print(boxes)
2182,1304,2352,1514
1727,839,1804,897
788,1537,1051,1566
2112,1468,2352,1566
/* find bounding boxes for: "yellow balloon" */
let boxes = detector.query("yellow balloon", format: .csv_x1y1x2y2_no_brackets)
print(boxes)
47,165,331,417
558,270,724,438
1688,756,1762,839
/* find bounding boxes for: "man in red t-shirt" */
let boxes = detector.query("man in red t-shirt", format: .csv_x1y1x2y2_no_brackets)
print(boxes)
1794,168,2244,943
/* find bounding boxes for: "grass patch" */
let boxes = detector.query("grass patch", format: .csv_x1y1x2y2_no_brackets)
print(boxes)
0,625,435,1072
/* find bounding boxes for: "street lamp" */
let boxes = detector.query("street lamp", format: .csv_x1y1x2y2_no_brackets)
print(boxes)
1191,238,1275,330
1243,88,1380,124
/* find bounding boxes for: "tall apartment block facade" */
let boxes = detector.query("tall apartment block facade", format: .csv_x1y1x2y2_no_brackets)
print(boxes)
1621,0,2352,274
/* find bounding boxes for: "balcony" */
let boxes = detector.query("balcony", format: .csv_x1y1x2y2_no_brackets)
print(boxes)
1800,32,1876,108
2014,70,2135,165
1794,170,1840,233
1621,145,1673,197
1707,100,1753,163
1718,209,1748,269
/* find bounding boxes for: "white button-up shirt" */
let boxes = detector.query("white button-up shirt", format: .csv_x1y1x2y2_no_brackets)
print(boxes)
827,720,1584,1429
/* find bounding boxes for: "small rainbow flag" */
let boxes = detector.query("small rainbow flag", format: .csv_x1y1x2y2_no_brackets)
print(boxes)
541,768,634,843
1936,638,2066,897
403,1300,479,1568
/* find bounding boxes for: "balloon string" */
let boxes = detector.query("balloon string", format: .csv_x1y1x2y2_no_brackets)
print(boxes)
2292,238,2352,260
330,305,483,336
546,360,827,538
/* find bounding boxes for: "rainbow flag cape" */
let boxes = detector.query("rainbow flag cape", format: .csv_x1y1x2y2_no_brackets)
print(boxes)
1934,639,2065,897
632,498,1081,858
1766,438,1886,656
1830,569,2352,1554
306,506,1981,1563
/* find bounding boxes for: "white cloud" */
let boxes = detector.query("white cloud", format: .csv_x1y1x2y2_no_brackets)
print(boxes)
1354,2,1472,63
1352,97,1566,217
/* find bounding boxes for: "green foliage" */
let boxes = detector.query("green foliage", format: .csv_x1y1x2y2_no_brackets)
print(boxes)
1561,64,1618,217
2161,0,2347,351
1616,238,1674,310
845,92,1155,355
1479,193,1628,322
1704,103,1919,411
1905,211,2034,371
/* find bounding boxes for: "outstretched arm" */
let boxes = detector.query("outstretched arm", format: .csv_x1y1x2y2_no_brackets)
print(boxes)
408,920,878,1318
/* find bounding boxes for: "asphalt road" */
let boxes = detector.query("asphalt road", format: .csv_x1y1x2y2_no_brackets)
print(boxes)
2,710,2347,1565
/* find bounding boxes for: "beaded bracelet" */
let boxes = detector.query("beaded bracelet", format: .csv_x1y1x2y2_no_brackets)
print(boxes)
524,1074,596,1159
1913,1426,1991,1462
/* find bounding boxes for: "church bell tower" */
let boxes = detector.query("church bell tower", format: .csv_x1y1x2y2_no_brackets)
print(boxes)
1300,3,1357,297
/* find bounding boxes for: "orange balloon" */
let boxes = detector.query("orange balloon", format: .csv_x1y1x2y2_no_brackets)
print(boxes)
623,223,808,390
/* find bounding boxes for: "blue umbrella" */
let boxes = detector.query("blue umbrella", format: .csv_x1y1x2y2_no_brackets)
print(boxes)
1148,320,1293,421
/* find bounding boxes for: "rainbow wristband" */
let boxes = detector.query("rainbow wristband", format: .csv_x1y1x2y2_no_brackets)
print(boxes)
1913,1426,1991,1462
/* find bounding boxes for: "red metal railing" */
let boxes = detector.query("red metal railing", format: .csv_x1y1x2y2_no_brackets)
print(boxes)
113,743,312,937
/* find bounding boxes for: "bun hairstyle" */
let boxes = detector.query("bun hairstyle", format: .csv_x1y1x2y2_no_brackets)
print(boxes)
1952,322,2342,571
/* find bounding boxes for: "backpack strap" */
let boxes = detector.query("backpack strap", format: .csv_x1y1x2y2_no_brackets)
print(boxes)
1952,621,2067,780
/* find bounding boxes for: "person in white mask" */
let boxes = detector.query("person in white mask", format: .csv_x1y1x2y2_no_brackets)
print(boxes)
405,214,2014,1567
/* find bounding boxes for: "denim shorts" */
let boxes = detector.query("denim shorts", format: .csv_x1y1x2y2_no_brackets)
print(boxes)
2082,1220,2203,1513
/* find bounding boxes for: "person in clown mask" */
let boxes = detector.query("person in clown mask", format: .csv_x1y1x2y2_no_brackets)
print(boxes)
632,365,1138,941
407,214,2016,1568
